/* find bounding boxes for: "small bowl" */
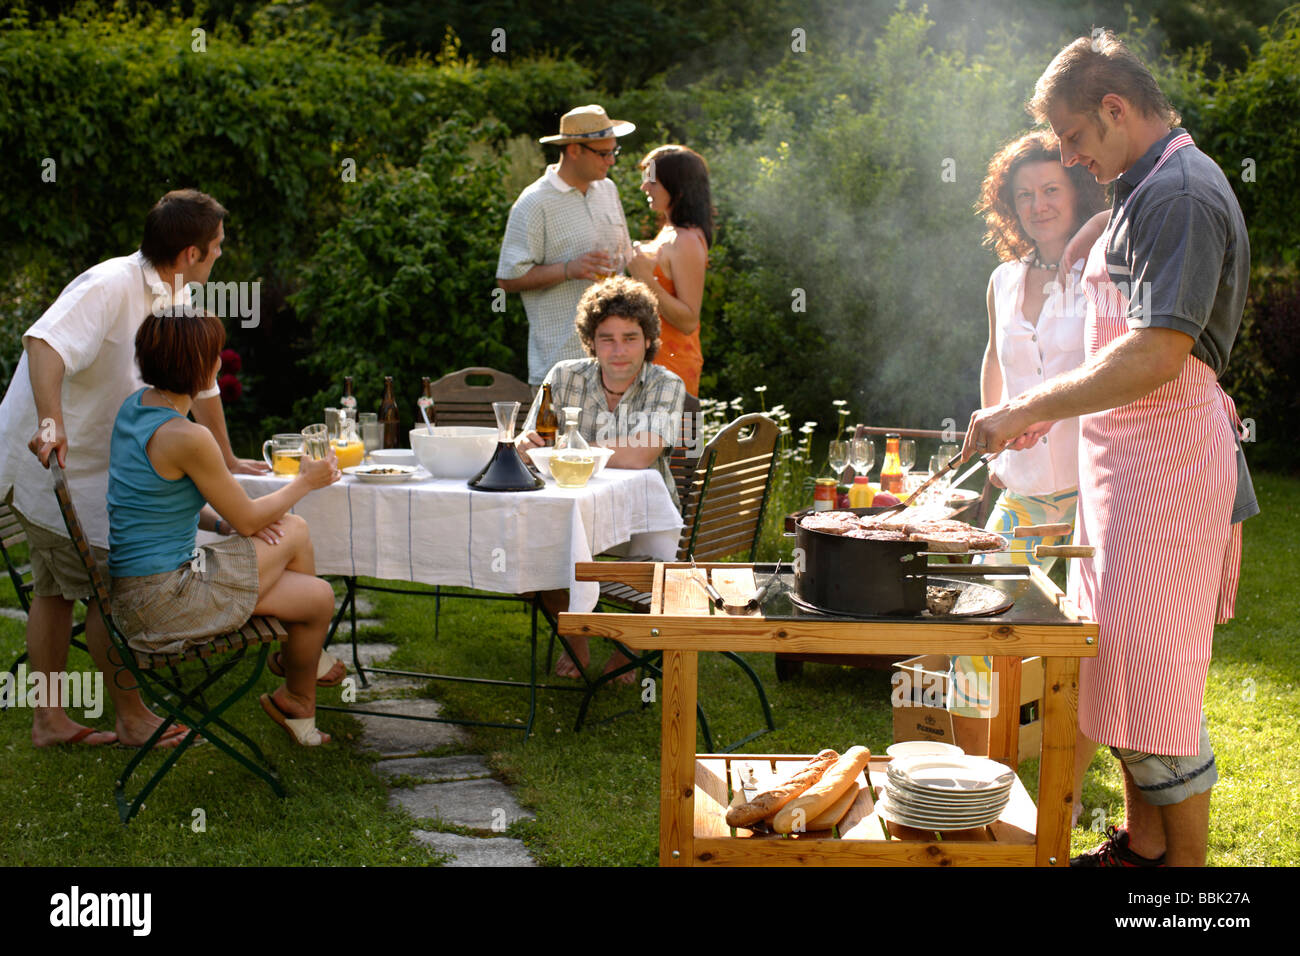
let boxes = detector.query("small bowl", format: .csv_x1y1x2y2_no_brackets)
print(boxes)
368,448,417,468
409,426,497,479
525,446,616,480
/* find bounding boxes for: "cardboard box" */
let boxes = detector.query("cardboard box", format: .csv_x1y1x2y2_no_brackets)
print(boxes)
891,654,1044,764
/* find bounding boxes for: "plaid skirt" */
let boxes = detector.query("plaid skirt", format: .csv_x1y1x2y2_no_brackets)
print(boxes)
111,536,260,656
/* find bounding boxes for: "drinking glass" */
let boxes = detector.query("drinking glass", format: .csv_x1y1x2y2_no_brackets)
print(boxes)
361,421,382,462
850,438,874,478
926,453,951,506
899,439,917,476
262,434,305,475
324,407,342,442
302,423,329,461
827,440,849,478
595,223,630,279
937,442,961,466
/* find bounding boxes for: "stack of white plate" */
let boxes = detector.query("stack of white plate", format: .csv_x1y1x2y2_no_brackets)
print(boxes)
876,754,1015,830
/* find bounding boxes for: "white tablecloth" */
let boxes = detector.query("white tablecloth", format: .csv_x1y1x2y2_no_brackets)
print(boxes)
235,467,682,612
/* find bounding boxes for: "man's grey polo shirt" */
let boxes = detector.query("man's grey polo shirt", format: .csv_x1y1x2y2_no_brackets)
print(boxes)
1104,128,1257,522
497,166,630,384
1104,128,1250,375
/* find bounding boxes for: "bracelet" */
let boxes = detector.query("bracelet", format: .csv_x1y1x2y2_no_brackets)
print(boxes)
563,259,571,280
214,518,226,535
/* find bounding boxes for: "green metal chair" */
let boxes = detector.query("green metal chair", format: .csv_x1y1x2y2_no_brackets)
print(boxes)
48,461,288,822
1,501,89,690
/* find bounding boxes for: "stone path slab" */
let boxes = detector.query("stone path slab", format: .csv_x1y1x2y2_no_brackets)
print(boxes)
411,830,536,867
343,698,468,754
388,777,534,830
373,755,492,783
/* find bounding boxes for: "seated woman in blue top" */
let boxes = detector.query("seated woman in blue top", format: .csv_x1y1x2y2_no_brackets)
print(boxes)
108,307,341,746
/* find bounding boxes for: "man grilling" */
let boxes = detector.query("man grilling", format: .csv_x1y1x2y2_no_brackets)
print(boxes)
962,30,1256,867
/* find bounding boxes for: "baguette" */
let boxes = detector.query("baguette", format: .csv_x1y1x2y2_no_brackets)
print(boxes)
806,781,860,831
771,746,871,833
724,749,838,828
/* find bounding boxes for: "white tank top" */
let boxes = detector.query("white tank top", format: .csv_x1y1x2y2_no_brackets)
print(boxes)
988,258,1086,496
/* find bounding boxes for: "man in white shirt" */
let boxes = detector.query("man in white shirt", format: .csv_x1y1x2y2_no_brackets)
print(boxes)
0,188,266,748
497,104,635,385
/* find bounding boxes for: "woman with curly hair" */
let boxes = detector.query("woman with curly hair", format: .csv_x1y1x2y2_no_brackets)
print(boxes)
626,145,714,396
973,128,1107,566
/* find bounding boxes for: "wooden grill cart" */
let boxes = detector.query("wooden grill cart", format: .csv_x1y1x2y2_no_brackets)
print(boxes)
561,561,1097,867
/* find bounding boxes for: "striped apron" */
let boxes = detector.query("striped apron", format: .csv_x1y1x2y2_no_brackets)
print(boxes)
1068,133,1244,757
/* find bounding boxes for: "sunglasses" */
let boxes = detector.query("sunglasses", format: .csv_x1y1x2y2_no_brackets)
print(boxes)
578,143,621,160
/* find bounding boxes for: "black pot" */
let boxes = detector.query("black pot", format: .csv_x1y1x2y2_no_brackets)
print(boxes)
787,507,927,616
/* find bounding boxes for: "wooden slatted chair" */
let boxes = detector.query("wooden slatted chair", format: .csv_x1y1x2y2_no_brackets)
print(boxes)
48,462,288,822
1,501,89,688
565,412,781,750
427,366,534,431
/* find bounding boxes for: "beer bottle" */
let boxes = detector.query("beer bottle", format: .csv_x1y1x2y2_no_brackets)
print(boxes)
536,384,558,447
879,433,904,495
341,376,357,412
416,376,434,429
379,376,400,449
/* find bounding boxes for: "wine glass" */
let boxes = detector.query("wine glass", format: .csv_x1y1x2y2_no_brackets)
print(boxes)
898,439,917,478
850,438,874,478
827,440,849,479
937,442,961,470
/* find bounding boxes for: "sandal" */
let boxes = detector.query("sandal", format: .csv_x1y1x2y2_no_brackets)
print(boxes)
259,693,329,747
268,649,346,687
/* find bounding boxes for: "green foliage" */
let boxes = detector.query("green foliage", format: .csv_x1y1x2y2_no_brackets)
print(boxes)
0,8,587,442
285,115,529,433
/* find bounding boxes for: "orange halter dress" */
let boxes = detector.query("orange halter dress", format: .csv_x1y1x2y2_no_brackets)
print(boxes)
650,264,702,396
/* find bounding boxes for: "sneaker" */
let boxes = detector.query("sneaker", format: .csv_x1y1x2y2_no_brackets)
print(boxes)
1070,826,1166,867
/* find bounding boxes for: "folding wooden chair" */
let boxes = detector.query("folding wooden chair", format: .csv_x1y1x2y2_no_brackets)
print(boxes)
563,411,780,751
0,501,89,691
48,462,287,822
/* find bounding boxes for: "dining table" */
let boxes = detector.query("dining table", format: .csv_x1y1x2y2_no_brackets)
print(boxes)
234,464,682,733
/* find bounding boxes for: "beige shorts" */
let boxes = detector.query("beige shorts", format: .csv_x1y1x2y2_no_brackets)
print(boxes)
6,496,108,601
111,535,260,656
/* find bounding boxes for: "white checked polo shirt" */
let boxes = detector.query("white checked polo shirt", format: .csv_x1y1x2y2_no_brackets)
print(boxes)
0,252,206,547
497,165,631,384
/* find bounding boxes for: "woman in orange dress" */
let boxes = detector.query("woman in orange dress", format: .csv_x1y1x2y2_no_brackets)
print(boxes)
626,145,713,395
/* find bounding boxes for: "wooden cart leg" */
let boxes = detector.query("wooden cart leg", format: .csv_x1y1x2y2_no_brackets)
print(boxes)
989,656,1022,768
1035,655,1079,866
659,648,699,866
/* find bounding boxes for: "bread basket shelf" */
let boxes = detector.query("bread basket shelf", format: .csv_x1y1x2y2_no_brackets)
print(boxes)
561,561,1097,868
693,754,1037,866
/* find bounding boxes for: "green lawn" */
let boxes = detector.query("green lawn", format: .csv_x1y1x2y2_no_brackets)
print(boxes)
1,471,1296,865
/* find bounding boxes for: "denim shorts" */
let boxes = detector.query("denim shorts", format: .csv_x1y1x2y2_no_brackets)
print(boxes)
1109,712,1218,806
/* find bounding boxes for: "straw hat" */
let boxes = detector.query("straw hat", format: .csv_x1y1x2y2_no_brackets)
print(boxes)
539,104,636,144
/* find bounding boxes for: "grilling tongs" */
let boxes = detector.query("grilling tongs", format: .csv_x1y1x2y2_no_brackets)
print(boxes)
874,451,998,520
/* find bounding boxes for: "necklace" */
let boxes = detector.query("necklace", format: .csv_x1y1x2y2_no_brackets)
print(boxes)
1030,253,1059,271
600,375,627,397
153,388,183,415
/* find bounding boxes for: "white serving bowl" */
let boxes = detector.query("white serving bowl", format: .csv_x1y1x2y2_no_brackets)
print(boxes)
368,448,418,467
526,446,616,480
409,426,497,479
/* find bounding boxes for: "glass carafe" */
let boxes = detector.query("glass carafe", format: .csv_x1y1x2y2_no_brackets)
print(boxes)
468,401,544,492
552,406,596,489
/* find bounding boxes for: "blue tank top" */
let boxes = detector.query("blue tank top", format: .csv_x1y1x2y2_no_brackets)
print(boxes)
107,389,207,577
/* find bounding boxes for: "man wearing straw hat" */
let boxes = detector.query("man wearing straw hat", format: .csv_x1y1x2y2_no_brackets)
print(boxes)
497,104,636,385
